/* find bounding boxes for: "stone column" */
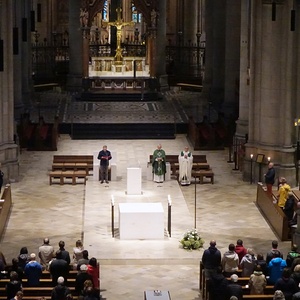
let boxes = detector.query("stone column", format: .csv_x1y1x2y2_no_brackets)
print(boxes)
183,0,197,45
0,0,19,182
236,0,251,139
67,0,83,91
245,0,297,185
223,0,241,115
155,0,168,90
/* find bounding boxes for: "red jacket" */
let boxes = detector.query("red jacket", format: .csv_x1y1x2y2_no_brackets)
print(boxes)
87,264,100,289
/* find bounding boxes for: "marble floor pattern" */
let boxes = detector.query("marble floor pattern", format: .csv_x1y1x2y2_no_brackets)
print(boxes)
0,134,293,300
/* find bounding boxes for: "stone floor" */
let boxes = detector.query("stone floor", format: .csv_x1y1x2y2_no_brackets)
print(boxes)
0,134,293,299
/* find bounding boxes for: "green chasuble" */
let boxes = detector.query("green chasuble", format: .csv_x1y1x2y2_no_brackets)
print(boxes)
152,149,166,176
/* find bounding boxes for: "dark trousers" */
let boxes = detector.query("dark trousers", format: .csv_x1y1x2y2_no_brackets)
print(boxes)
100,165,108,181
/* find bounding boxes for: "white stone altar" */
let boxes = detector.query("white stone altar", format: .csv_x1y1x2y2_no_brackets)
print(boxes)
119,203,164,240
127,167,142,195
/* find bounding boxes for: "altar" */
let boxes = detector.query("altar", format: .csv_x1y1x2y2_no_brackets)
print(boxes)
119,203,164,240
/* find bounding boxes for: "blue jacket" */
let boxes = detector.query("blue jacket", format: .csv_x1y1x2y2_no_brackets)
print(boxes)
24,261,42,286
268,257,287,284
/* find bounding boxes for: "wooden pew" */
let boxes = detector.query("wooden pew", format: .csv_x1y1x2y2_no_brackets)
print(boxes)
256,183,290,241
192,170,214,184
49,171,87,185
0,184,12,238
0,278,76,288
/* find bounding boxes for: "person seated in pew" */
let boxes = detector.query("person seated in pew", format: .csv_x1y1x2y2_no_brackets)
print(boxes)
51,276,71,300
11,291,23,300
17,247,29,271
5,271,22,300
87,258,100,291
248,265,267,295
72,240,84,271
226,274,243,300
207,266,228,300
75,264,93,296
266,240,284,265
273,290,286,300
178,146,193,186
291,264,300,287
274,268,298,300
7,259,24,283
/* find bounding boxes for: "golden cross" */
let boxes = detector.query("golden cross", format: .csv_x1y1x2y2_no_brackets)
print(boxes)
103,7,134,62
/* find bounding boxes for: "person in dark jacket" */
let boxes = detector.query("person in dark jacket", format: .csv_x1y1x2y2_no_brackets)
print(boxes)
5,271,22,300
201,240,221,279
208,266,228,300
51,276,71,300
286,244,300,268
227,274,243,300
58,241,70,266
75,264,93,296
274,268,298,300
284,192,295,221
255,253,268,276
49,250,69,286
264,162,275,194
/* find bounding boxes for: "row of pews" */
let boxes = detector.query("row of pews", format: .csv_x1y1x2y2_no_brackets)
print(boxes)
199,262,274,300
0,270,80,300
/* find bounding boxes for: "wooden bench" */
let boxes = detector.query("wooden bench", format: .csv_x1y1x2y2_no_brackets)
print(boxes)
256,183,290,241
0,286,75,297
0,184,12,238
53,155,94,175
192,170,214,184
49,170,87,185
0,278,76,288
177,83,203,91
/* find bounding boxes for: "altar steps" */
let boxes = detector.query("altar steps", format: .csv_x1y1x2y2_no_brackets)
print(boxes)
80,90,159,102
64,123,176,140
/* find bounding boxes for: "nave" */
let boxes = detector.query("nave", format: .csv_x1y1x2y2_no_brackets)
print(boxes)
0,135,292,299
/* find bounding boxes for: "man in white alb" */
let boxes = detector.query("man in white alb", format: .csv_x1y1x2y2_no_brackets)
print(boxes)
178,146,193,185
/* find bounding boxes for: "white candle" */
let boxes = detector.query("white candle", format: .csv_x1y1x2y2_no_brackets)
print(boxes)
111,195,115,206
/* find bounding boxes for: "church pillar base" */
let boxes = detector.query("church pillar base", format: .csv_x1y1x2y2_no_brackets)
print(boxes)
243,144,297,187
0,143,19,182
66,74,84,92
158,74,169,92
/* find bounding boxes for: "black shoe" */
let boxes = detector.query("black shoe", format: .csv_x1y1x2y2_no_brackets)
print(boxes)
101,181,104,184
105,181,109,184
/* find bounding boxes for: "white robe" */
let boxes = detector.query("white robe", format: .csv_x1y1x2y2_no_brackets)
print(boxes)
178,151,193,185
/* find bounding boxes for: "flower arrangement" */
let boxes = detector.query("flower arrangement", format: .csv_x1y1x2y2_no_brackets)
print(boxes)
179,229,204,250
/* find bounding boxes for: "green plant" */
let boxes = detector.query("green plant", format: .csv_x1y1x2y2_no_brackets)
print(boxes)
179,229,204,250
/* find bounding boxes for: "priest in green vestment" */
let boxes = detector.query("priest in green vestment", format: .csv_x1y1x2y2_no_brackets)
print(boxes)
152,144,166,183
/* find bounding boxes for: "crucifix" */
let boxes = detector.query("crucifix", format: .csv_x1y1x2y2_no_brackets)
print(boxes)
103,7,134,63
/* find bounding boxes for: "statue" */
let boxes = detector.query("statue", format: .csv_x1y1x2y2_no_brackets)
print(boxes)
80,8,89,27
151,9,158,28
102,7,134,62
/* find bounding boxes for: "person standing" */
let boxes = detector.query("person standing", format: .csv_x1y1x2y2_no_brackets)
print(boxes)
178,146,193,185
264,162,275,194
97,145,112,184
277,178,291,209
38,238,54,270
201,240,221,279
24,253,43,286
0,164,4,193
152,144,166,183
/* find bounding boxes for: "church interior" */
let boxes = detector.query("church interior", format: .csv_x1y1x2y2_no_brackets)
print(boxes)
0,0,300,299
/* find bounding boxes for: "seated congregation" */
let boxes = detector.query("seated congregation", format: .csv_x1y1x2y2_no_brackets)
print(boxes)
0,238,100,300
201,239,300,300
